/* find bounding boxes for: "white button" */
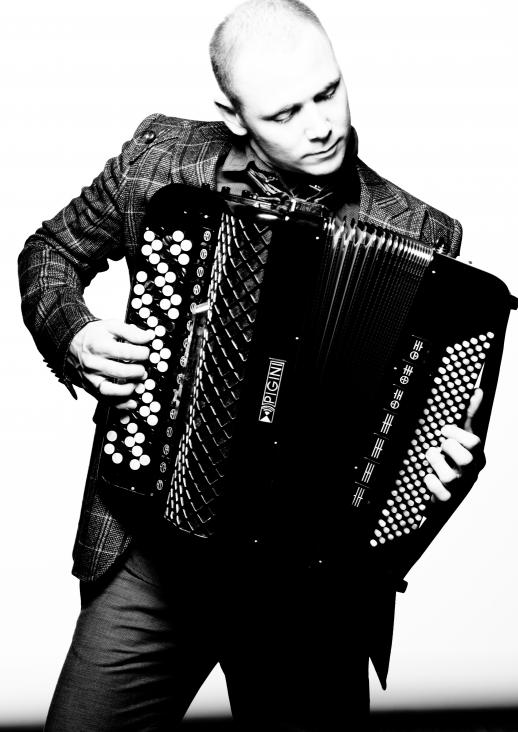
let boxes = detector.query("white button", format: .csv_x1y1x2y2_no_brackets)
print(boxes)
149,253,160,265
144,379,156,390
160,348,171,360
130,459,141,471
171,294,182,306
136,271,147,282
140,454,151,466
106,431,117,442
139,307,150,319
131,298,142,309
135,432,145,444
147,316,158,328
133,284,145,296
142,392,153,404
127,423,138,434
141,294,153,306
157,263,168,274
124,436,135,448
181,239,192,251
162,285,173,297
152,339,163,351
147,416,158,427
154,276,165,288
143,230,155,242
154,325,166,338
149,353,160,364
178,254,190,266
104,444,115,455
152,240,163,251
139,406,150,417
172,230,184,242
157,361,168,373
141,245,152,256
160,299,170,310
168,308,179,320
150,401,161,413
165,272,176,283
112,453,123,464
132,445,143,457
170,244,181,256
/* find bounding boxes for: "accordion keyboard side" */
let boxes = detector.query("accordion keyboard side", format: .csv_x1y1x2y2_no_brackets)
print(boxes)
353,253,513,582
98,185,228,499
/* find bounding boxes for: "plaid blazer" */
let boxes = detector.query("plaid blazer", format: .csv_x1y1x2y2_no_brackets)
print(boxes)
19,113,462,687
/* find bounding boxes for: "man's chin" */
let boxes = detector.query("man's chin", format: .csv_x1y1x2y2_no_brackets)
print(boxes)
300,141,346,177
303,159,343,177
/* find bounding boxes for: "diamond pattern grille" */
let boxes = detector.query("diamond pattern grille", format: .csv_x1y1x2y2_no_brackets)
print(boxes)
165,214,271,535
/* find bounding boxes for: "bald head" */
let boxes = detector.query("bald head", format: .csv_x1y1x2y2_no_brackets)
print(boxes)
210,0,326,109
210,0,350,178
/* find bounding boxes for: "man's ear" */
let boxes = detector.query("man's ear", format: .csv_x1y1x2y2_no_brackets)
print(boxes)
215,100,248,137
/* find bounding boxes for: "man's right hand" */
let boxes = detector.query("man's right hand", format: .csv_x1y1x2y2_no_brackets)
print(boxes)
67,320,154,410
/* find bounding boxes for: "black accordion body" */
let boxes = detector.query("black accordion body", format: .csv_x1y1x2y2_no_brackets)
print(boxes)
99,183,514,583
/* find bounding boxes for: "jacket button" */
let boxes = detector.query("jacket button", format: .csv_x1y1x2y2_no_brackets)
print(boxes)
142,130,156,143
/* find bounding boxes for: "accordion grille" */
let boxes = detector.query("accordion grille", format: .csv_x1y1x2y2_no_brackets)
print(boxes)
165,214,271,535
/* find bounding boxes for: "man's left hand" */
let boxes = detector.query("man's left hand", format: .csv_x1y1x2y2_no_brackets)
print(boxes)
424,388,485,502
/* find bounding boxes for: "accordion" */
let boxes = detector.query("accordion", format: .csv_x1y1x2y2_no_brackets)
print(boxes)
99,183,515,583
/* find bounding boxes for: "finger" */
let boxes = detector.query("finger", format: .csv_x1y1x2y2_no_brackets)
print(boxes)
106,320,155,345
86,373,140,408
426,446,460,487
95,339,151,363
439,437,474,469
424,472,452,502
113,399,138,411
97,378,139,399
464,388,483,433
440,424,481,452
81,353,147,382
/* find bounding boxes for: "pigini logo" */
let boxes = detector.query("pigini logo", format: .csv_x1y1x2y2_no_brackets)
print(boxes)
258,358,286,424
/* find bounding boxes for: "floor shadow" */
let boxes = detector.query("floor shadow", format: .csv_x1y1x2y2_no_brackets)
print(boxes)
3,708,518,731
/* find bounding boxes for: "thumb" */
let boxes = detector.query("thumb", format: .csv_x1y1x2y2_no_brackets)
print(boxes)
464,388,483,433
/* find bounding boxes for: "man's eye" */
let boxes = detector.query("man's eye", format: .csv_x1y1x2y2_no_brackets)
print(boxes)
320,86,337,101
273,111,294,124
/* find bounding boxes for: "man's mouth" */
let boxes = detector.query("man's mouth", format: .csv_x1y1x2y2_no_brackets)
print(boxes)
305,139,341,159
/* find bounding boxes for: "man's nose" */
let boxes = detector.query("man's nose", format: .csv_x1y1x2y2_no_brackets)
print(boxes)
304,104,332,142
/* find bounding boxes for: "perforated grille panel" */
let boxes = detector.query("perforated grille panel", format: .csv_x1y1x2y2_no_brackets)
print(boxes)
165,214,271,535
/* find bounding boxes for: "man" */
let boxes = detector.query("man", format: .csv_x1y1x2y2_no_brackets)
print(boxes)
19,1,483,729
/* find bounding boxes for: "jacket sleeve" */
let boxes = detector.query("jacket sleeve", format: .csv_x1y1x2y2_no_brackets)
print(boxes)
18,114,161,395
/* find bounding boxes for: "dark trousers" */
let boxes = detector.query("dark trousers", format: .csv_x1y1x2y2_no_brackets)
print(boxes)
45,532,370,731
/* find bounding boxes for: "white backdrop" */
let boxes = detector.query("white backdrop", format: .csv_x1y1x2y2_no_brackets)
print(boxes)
1,0,517,724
